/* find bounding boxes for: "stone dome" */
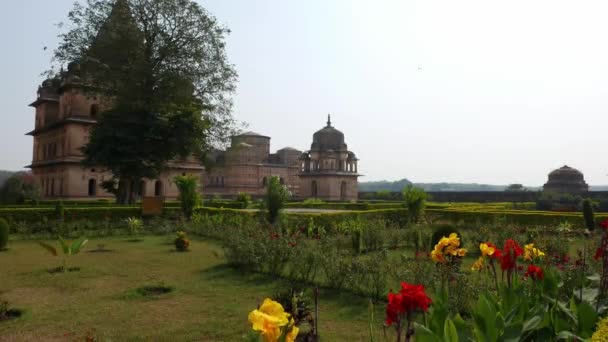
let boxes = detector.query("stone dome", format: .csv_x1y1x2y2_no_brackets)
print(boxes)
311,115,347,151
543,165,589,194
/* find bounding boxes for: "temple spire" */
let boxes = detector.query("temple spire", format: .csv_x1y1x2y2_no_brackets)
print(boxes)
327,114,332,127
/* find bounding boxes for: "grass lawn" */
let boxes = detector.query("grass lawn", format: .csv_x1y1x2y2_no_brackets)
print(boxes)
0,236,383,341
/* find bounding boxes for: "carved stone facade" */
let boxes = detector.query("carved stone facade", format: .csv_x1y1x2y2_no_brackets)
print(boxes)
27,66,203,200
204,132,302,197
298,116,360,201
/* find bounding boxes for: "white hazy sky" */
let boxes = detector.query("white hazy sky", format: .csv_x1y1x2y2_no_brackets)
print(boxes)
2,0,608,186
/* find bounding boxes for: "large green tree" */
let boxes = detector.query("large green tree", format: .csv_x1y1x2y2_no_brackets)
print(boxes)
51,0,238,204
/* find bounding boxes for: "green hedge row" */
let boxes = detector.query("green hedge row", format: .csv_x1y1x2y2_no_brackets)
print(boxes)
427,208,608,227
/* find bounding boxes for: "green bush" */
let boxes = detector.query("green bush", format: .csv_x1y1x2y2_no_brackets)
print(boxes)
403,185,427,224
0,218,9,249
173,175,201,219
235,192,251,209
265,176,289,224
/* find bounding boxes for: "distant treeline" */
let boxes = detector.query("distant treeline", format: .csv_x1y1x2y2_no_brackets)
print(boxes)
359,179,541,192
0,170,15,187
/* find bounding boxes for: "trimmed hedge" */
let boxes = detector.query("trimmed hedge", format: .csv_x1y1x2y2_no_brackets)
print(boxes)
427,208,608,228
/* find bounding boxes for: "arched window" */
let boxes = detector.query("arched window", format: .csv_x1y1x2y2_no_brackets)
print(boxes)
311,180,318,197
280,177,285,185
88,179,97,197
340,181,347,200
138,180,146,197
90,104,99,118
154,180,163,196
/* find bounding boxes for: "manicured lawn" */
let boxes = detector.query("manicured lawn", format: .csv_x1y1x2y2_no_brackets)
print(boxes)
0,236,382,341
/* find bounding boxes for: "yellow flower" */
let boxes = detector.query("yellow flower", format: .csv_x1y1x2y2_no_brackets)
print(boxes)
447,233,461,247
456,248,467,257
479,243,496,257
431,249,445,263
471,256,484,271
524,243,545,261
286,319,299,342
248,298,290,342
592,317,608,342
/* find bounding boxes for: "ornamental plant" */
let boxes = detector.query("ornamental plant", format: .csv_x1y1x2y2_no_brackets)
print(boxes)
385,282,432,342
38,236,88,272
265,176,289,225
125,217,143,236
174,231,190,252
248,298,299,342
174,175,202,219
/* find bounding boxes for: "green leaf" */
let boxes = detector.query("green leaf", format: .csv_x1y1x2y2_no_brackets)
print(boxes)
58,236,70,255
443,319,459,342
412,323,443,342
502,322,523,342
70,238,88,255
555,331,584,341
522,315,542,333
576,300,597,338
38,241,57,256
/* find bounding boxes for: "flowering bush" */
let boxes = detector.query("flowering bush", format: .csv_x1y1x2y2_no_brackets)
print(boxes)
248,298,299,342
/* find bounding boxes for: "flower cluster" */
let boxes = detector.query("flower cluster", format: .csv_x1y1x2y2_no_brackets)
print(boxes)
523,243,545,261
471,242,501,271
430,233,467,264
248,298,299,342
472,239,545,285
386,282,432,326
525,264,544,280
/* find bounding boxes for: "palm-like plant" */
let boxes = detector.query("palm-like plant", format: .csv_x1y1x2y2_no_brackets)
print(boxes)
39,236,88,272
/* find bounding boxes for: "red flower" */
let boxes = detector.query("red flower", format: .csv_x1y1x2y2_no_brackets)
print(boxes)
385,282,431,326
601,220,608,229
524,264,544,280
500,239,523,271
595,248,604,261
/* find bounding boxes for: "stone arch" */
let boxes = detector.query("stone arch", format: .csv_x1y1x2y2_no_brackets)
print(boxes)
88,178,97,197
138,180,146,197
340,181,347,201
311,180,318,197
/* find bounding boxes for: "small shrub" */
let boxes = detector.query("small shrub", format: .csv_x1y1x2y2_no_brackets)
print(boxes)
174,231,190,252
403,185,427,224
174,175,202,219
0,218,8,250
265,176,289,224
125,217,143,236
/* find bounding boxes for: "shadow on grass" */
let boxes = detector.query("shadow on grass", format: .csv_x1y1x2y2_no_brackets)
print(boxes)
200,264,379,319
200,264,279,287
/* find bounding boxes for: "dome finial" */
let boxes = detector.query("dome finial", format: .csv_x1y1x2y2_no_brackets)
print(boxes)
327,114,331,127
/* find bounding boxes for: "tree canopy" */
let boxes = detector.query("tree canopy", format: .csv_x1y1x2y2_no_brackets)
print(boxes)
51,0,239,203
